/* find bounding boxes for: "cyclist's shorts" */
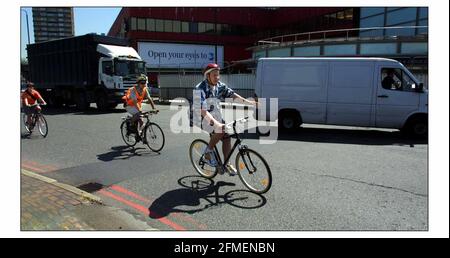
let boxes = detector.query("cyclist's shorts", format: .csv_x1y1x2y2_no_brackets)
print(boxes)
206,119,231,141
125,106,140,116
23,106,38,115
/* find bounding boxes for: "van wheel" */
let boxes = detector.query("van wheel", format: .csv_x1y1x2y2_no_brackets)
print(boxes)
404,117,428,138
278,111,300,130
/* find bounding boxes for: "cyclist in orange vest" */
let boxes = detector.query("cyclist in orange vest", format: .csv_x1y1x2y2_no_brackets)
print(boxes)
122,75,158,138
21,82,47,126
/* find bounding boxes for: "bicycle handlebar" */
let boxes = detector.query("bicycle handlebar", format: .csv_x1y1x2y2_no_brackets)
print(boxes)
225,116,249,129
141,110,159,116
28,103,46,107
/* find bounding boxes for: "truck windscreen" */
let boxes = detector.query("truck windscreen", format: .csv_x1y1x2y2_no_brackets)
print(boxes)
114,60,146,76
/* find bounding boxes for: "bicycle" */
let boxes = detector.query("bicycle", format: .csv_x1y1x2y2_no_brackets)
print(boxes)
189,117,272,194
120,110,165,152
22,103,48,137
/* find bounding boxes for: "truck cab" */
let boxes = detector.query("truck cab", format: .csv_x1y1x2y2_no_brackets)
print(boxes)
97,44,146,105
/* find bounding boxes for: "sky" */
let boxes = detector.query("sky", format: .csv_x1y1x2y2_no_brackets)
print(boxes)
21,7,121,60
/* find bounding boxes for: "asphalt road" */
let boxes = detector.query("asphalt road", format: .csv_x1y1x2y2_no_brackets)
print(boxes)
20,104,428,231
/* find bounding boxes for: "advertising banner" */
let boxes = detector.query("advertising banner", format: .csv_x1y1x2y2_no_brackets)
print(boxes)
138,42,224,69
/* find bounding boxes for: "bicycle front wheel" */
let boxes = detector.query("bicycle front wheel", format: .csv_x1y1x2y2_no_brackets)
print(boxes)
236,149,272,194
37,114,48,137
189,139,217,179
144,122,165,152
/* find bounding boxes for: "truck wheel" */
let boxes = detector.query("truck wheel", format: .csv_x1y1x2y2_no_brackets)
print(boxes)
75,92,90,110
50,96,64,108
404,117,428,138
96,92,109,111
278,111,300,130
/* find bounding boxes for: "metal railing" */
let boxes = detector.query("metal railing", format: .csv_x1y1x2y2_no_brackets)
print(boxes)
257,26,428,46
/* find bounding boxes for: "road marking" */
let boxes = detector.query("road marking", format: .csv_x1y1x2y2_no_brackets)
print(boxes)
98,189,186,231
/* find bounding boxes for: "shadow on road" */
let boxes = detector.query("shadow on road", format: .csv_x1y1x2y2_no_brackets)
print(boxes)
96,145,159,162
241,126,427,147
148,175,267,219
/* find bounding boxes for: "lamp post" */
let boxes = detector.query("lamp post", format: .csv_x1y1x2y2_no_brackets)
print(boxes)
21,9,30,45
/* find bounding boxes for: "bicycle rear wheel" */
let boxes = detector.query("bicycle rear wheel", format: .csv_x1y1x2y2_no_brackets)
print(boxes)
120,120,137,147
189,139,217,179
144,122,165,152
236,148,272,194
37,114,48,137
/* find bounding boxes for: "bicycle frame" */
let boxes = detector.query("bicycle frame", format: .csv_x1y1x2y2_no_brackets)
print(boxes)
210,118,257,173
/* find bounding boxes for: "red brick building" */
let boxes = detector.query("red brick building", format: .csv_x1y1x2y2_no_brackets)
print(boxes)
108,7,357,73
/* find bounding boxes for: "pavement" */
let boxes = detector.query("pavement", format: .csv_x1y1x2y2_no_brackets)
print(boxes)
21,169,158,231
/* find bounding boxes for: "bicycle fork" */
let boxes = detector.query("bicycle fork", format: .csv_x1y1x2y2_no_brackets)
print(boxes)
238,145,257,174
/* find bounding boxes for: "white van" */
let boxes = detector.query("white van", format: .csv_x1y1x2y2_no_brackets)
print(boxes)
255,57,428,137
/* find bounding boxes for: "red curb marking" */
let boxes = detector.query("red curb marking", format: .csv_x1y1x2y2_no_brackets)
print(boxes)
98,189,186,231
109,185,208,230
21,163,46,173
26,160,59,171
22,160,59,173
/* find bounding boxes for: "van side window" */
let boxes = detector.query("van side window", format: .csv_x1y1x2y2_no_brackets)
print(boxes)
102,61,113,75
381,68,417,92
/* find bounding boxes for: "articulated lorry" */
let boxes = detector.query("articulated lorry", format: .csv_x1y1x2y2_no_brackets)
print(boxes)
27,34,146,110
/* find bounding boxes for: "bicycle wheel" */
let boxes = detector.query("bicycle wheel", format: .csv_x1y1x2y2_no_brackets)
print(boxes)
236,148,272,194
144,122,165,152
120,120,137,147
23,113,31,133
189,139,217,179
36,114,48,137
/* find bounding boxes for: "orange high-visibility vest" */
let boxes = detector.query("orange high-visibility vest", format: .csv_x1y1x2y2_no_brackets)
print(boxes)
123,86,148,109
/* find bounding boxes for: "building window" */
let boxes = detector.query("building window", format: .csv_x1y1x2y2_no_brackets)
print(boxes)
216,23,222,34
345,8,353,20
385,21,416,36
130,17,137,31
401,42,428,54
419,8,428,19
155,19,164,32
173,20,181,33
323,44,357,56
181,21,189,33
360,14,384,28
146,18,155,31
164,20,173,32
386,8,417,26
337,11,345,20
205,23,215,34
360,7,385,18
137,18,146,31
360,43,397,55
198,22,206,33
293,46,321,56
418,19,428,35
189,22,198,33
267,48,291,57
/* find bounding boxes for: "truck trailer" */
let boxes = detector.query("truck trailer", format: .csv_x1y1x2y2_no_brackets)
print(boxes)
27,34,147,110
